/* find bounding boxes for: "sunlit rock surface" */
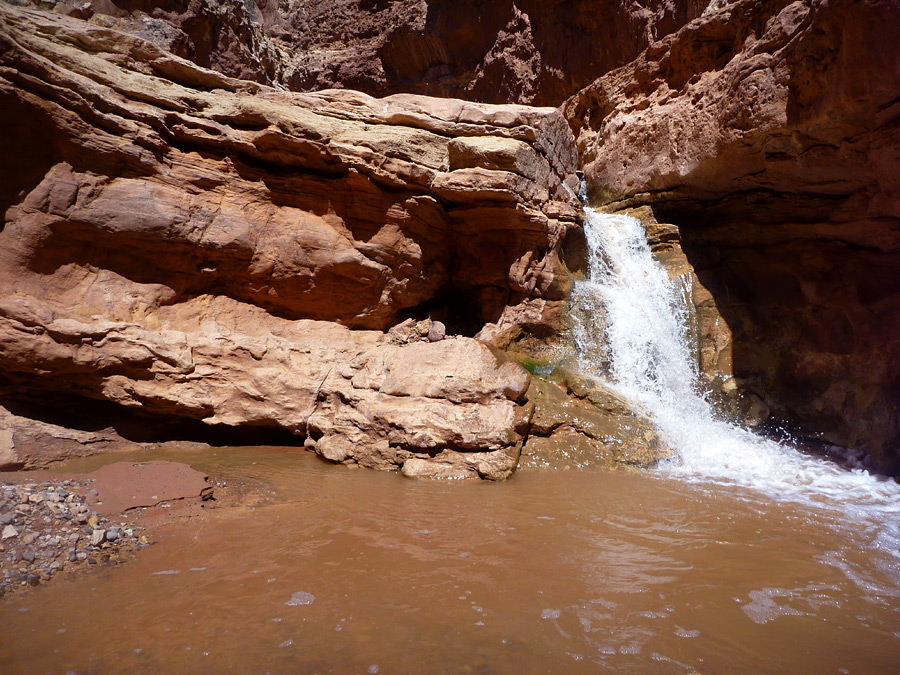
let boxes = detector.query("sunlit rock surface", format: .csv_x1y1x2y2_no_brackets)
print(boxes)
0,3,598,478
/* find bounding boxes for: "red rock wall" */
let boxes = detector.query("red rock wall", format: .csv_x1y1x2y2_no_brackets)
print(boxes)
0,4,588,477
44,0,699,105
564,0,900,470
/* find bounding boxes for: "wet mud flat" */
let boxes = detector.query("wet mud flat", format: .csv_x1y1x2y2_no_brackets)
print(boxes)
1,446,900,674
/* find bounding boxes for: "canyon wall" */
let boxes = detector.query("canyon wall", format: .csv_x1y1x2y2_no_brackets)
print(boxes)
28,0,703,106
0,3,575,476
564,0,900,471
3,0,898,475
0,4,669,476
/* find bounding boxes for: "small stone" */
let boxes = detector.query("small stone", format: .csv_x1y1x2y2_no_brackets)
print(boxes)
90,530,106,546
22,551,35,563
28,494,43,504
76,552,87,561
2,525,17,540
87,515,99,527
0,512,14,525
105,530,118,543
427,320,446,342
22,533,34,545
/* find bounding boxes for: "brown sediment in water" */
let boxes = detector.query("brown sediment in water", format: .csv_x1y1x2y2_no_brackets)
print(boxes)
1,445,899,674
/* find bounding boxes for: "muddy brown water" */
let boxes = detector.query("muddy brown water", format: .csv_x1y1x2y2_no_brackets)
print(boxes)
2,446,899,674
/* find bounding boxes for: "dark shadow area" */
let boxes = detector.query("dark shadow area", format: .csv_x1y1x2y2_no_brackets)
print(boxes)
652,199,900,475
0,389,304,448
0,92,61,223
393,284,506,338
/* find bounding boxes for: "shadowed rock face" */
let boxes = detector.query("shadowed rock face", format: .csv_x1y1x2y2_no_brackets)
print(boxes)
40,0,702,106
564,0,900,470
0,4,600,478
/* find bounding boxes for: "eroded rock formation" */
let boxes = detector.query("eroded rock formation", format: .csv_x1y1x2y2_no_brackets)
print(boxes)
564,0,900,470
4,0,897,477
23,0,703,106
0,3,604,477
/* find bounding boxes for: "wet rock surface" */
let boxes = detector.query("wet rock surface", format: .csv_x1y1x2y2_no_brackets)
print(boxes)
520,370,672,471
564,0,900,470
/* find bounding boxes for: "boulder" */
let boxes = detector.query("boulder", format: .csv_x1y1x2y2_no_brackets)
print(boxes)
520,370,672,470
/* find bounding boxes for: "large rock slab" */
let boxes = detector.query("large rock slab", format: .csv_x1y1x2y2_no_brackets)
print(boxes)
563,0,900,471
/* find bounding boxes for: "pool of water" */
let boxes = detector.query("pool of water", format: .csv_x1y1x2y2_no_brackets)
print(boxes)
2,446,899,674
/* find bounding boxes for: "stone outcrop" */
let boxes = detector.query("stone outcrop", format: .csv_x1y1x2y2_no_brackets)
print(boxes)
0,401,145,470
22,0,704,106
564,0,900,470
520,369,670,470
0,3,601,478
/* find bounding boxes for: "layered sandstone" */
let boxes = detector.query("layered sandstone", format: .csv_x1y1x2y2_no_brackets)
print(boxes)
0,3,599,477
564,0,900,470
28,0,704,106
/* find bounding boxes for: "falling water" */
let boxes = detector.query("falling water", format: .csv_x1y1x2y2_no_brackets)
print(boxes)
572,208,900,578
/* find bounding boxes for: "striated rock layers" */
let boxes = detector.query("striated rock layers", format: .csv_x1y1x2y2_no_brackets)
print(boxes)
564,0,900,470
31,0,705,106
0,4,606,478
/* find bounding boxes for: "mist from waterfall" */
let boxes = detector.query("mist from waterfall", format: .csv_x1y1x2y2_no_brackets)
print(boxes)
572,208,900,574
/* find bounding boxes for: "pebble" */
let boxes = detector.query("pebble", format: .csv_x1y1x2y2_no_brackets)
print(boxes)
90,529,106,546
2,525,17,540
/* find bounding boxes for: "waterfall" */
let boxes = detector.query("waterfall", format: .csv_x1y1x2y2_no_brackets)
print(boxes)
573,209,900,565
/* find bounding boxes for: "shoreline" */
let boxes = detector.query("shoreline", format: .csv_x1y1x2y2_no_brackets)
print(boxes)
1,460,215,598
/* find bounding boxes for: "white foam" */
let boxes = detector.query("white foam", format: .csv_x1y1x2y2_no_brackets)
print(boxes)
573,209,900,564
285,591,315,606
